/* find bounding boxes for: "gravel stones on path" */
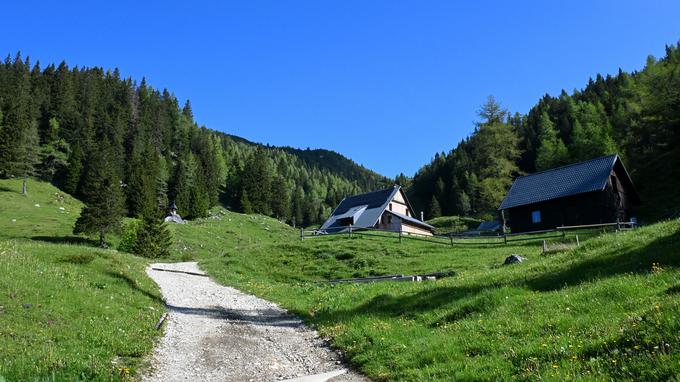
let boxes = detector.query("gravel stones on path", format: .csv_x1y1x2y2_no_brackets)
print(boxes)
141,262,368,382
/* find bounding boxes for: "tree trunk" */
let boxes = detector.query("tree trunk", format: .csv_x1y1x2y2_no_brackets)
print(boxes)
22,176,27,195
99,229,106,248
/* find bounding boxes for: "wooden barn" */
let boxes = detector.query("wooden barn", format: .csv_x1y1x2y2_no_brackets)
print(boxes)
498,154,641,233
320,185,435,236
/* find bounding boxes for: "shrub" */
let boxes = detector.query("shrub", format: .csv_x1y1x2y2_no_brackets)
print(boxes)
117,219,140,253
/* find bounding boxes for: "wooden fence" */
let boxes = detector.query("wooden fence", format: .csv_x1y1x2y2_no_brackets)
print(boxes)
299,221,636,247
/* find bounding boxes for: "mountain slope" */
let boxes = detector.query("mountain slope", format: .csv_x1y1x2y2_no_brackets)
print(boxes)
0,179,164,381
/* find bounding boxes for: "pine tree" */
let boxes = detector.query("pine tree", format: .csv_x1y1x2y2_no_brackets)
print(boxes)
239,147,272,215
427,196,442,219
455,190,471,215
63,144,83,195
0,54,40,194
569,102,618,161
73,148,126,247
132,211,172,258
37,118,70,182
535,112,569,170
270,176,291,220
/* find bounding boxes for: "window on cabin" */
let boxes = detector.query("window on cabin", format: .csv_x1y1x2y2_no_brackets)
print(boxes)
389,203,393,211
531,210,541,224
387,215,392,224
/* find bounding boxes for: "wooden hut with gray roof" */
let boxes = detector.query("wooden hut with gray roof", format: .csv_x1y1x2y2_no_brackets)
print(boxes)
320,185,435,236
499,154,640,233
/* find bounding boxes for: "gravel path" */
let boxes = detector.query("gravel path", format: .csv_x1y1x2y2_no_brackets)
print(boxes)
141,262,368,382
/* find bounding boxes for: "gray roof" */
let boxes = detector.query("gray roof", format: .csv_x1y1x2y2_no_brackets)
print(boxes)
477,220,502,231
386,210,436,230
320,186,431,232
499,154,637,210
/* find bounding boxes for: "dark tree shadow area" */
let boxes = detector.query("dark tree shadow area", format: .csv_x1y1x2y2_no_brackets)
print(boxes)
105,270,164,304
526,230,680,292
292,283,499,327
166,304,303,328
31,235,101,247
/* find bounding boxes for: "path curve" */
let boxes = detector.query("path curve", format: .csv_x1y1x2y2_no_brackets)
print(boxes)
141,262,367,382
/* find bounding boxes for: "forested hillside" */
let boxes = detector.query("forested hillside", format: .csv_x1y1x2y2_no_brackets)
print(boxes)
409,43,680,221
0,54,389,227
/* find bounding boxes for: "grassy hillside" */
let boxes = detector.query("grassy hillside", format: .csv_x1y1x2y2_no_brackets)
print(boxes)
170,208,680,381
0,180,164,381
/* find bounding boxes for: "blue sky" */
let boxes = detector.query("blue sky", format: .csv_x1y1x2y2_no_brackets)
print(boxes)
3,1,679,177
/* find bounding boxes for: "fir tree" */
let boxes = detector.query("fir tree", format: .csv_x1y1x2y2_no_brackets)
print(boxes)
73,148,126,247
427,196,442,219
535,112,569,170
132,211,172,258
37,117,70,182
270,176,291,220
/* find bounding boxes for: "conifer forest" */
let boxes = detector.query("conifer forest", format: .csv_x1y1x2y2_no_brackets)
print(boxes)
0,43,679,226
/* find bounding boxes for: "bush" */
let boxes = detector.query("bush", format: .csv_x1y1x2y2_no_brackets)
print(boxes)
118,219,140,253
132,214,172,258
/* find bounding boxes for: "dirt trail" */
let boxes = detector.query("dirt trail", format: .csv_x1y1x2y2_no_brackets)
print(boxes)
141,262,367,382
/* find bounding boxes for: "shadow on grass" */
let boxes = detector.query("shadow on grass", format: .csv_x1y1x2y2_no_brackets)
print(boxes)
105,270,164,304
0,185,16,193
300,228,680,326
526,230,680,292
31,235,101,247
299,283,499,326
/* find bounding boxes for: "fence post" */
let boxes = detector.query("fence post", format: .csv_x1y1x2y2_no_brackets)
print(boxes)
503,235,507,245
399,231,402,244
562,230,566,239
300,228,304,241
349,225,353,238
449,234,454,247
542,240,547,254
576,234,580,247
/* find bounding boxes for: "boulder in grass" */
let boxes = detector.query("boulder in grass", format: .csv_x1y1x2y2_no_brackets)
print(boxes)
164,212,185,224
503,254,525,265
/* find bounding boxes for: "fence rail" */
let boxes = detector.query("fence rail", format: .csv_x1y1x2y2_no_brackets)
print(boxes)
299,221,636,248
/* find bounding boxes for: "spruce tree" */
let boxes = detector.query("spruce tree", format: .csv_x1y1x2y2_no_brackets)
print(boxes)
535,112,569,170
73,148,126,247
132,210,172,258
37,118,70,182
239,147,272,215
270,176,291,220
0,54,40,194
427,196,442,219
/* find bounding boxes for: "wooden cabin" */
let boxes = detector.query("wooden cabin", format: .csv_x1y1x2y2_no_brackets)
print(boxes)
320,186,435,236
498,154,641,233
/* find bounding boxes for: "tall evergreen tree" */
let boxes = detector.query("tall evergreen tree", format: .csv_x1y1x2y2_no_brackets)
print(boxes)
0,54,40,194
535,112,569,170
427,196,442,219
270,176,291,220
132,211,172,258
73,148,126,247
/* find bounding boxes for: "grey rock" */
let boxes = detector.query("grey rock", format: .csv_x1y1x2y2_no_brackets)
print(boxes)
503,254,525,265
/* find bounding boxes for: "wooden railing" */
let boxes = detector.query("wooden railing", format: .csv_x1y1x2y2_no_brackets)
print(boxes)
299,221,637,247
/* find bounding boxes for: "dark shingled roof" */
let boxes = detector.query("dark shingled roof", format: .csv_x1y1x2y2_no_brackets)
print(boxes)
499,154,631,210
331,187,397,215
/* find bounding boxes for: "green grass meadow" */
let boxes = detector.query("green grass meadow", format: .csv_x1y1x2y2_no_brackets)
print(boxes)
0,180,164,381
170,208,680,381
1,178,679,381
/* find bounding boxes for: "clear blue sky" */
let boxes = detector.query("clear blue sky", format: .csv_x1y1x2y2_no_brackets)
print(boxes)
3,1,679,177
